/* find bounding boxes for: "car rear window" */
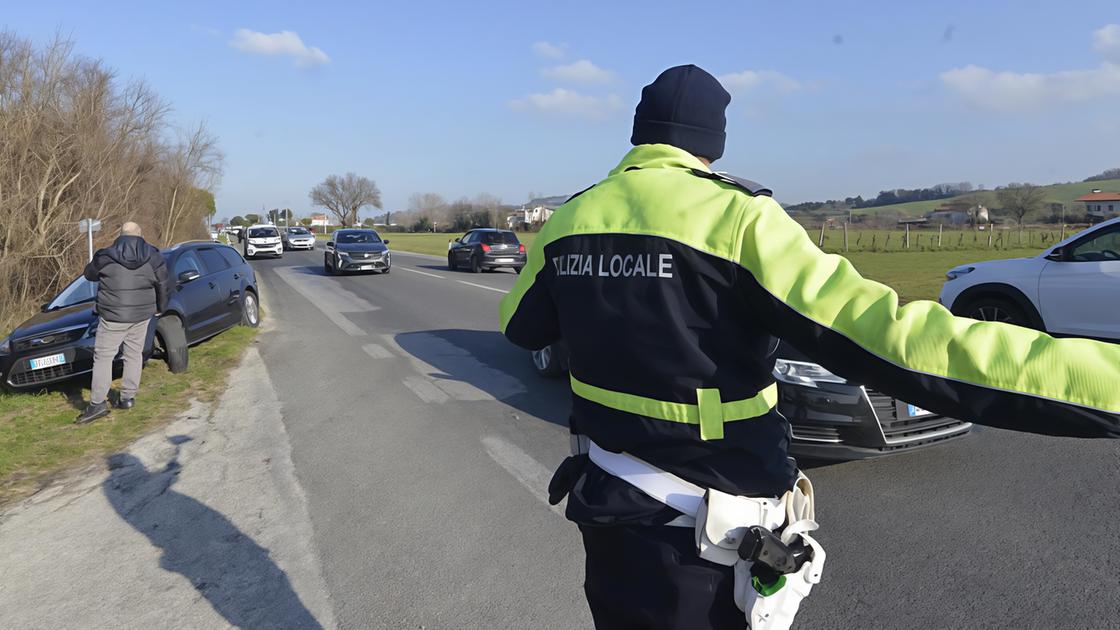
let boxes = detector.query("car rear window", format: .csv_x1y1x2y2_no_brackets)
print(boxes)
218,246,245,267
484,232,519,245
249,227,278,238
198,248,230,272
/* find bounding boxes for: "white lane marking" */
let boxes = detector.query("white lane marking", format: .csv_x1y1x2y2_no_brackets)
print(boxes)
481,435,564,516
381,333,526,401
273,267,375,336
402,375,450,404
398,267,446,279
457,280,508,294
362,343,393,359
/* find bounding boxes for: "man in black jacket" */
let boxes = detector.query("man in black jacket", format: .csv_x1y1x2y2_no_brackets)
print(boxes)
77,222,170,424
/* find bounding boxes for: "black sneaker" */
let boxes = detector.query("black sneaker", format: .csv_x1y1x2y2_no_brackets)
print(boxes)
116,398,134,410
76,401,110,424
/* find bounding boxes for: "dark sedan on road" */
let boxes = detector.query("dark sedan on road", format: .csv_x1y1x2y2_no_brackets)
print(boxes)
324,229,391,275
447,229,526,273
531,340,971,461
0,242,259,390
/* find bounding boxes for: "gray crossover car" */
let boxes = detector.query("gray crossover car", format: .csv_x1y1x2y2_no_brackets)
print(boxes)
324,229,391,275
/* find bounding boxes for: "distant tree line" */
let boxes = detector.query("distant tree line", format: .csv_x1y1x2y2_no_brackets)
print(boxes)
1084,168,1120,182
786,182,975,214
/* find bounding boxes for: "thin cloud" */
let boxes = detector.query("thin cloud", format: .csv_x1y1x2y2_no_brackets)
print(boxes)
940,64,1120,112
231,28,329,67
542,59,615,84
508,88,622,120
1095,24,1120,62
532,41,566,59
942,24,1120,112
718,70,802,94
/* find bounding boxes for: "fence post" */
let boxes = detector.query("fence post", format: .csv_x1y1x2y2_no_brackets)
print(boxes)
1060,224,1066,241
905,223,910,249
818,223,826,248
988,224,993,247
843,222,849,252
938,223,943,248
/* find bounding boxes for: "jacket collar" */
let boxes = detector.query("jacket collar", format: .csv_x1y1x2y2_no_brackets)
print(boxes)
608,143,712,177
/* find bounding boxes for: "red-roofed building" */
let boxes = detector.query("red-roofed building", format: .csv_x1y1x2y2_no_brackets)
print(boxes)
1077,190,1120,219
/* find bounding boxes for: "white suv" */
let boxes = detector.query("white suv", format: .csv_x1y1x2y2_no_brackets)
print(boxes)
243,224,283,259
940,216,1120,340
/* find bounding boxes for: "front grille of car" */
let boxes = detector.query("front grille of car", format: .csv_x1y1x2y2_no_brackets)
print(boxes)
864,388,969,443
13,327,86,352
10,362,75,386
791,425,842,443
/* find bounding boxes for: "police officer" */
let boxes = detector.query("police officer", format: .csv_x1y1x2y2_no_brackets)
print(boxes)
500,65,1120,629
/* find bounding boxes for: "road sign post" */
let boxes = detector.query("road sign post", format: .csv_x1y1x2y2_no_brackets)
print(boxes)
78,218,102,261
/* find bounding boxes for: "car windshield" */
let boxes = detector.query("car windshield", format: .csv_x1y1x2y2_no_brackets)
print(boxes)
249,227,278,238
288,227,310,235
336,231,381,244
47,276,98,310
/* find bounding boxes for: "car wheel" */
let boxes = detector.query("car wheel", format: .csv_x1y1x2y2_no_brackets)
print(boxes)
962,297,1031,327
447,254,456,271
470,254,482,274
241,290,260,328
532,345,564,378
381,265,391,274
155,315,189,374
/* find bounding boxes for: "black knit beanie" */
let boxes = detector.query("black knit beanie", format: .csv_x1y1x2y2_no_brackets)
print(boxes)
631,65,730,161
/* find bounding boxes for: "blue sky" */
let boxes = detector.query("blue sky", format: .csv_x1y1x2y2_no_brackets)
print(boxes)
7,1,1120,219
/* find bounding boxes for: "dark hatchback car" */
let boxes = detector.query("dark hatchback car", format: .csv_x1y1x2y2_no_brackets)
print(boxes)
531,340,971,461
324,229,391,275
447,229,526,273
0,242,259,390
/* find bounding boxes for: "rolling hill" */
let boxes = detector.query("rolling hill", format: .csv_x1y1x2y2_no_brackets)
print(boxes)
851,179,1120,220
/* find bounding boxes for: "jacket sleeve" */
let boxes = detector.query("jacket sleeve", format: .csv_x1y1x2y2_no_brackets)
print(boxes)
151,254,171,313
734,196,1120,439
83,256,100,282
499,236,560,351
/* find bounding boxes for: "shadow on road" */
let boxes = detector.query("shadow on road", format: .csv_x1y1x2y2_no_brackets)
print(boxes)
394,328,571,428
103,437,322,630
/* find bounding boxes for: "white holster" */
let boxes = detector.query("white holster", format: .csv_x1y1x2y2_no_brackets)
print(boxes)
587,441,825,630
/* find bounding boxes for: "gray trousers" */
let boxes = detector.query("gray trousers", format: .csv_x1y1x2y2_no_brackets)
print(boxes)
90,318,150,405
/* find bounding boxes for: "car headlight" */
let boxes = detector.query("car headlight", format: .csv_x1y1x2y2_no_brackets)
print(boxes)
773,359,846,388
945,266,974,281
338,251,350,258
0,337,9,354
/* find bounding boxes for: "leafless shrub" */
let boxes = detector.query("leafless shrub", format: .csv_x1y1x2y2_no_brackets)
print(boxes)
0,32,222,331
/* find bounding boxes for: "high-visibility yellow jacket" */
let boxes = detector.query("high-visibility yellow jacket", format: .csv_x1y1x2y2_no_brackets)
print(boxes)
500,143,1120,524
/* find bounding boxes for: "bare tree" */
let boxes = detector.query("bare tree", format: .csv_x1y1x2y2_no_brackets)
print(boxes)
997,184,1046,226
0,32,222,330
309,173,382,227
153,123,224,246
407,192,448,228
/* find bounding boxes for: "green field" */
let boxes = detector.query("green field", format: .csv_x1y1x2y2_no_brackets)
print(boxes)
851,178,1120,219
0,324,257,504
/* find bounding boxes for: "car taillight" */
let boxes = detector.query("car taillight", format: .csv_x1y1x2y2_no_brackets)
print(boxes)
518,243,526,254
481,243,491,252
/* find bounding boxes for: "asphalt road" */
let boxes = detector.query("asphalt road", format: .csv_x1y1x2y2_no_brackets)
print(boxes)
250,245,1120,630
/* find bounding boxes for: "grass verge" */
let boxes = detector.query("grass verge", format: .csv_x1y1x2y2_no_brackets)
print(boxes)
0,324,258,505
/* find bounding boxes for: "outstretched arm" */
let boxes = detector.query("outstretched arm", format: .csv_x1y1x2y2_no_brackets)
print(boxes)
736,196,1120,439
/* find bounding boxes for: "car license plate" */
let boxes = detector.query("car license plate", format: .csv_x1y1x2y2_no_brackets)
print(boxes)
496,258,514,263
906,403,932,417
359,265,374,270
30,353,66,370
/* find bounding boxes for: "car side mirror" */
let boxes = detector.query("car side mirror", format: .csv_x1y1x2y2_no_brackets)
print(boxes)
382,239,390,245
178,270,201,284
1044,247,1066,262
40,302,51,312
326,241,334,248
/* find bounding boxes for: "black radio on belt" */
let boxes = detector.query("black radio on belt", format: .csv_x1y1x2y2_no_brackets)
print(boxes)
737,525,812,575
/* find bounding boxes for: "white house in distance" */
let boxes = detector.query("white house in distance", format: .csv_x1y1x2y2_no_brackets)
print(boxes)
309,213,331,229
1077,190,1120,220
506,205,555,229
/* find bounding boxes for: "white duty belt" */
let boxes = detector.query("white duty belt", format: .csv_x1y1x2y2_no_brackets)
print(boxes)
587,440,826,630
